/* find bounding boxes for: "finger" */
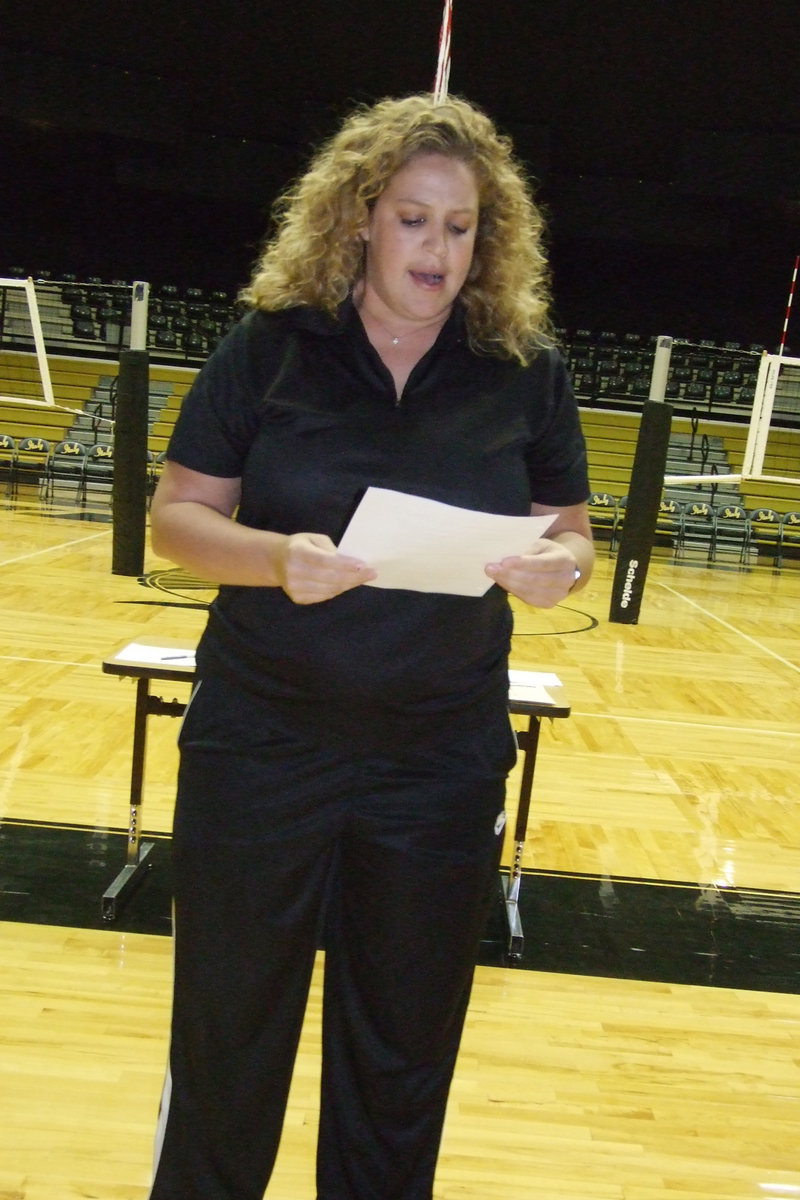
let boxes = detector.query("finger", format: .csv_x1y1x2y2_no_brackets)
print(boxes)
285,559,377,604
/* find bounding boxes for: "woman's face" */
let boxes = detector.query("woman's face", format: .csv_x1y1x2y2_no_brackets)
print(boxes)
360,152,479,330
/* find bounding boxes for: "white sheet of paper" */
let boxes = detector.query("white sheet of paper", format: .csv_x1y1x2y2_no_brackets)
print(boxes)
114,642,197,666
338,487,556,596
508,669,563,706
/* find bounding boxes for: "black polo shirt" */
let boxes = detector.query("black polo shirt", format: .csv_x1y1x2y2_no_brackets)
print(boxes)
166,300,589,755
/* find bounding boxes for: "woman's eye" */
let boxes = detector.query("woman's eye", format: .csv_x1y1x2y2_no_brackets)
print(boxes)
401,216,424,226
450,224,469,236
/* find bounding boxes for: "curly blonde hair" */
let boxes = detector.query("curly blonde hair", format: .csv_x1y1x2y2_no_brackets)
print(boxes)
241,94,553,363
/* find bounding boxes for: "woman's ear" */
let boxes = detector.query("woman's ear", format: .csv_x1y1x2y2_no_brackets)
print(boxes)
358,200,375,244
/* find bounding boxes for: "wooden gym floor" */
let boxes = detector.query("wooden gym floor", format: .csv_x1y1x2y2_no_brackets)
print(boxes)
1,487,799,1199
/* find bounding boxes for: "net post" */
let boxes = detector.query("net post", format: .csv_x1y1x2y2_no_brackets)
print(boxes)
112,349,150,576
609,336,674,624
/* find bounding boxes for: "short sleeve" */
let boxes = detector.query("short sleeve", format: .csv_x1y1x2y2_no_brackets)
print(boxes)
166,311,278,478
524,349,590,507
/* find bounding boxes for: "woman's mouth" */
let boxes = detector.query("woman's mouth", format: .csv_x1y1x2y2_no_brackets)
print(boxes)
410,271,445,288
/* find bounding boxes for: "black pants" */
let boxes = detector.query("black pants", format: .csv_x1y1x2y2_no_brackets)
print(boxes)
149,677,514,1200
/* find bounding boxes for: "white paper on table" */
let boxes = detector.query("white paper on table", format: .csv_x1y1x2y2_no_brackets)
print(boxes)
114,642,196,666
338,487,556,596
508,669,563,706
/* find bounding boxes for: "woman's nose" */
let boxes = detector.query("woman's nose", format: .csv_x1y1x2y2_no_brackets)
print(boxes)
422,223,447,256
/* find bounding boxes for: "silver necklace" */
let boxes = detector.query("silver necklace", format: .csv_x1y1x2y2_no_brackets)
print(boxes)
362,308,444,346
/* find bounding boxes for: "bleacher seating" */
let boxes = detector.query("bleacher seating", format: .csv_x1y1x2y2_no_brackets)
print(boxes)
565,332,765,414
1,272,239,368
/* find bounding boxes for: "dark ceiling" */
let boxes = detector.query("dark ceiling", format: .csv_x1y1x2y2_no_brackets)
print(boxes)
2,0,800,345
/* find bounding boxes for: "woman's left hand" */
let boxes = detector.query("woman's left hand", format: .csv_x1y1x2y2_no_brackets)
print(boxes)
484,539,579,608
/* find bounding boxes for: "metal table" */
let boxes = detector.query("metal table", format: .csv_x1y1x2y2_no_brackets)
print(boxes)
103,641,571,955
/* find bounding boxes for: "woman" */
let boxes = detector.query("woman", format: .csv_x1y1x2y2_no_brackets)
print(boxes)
148,93,593,1200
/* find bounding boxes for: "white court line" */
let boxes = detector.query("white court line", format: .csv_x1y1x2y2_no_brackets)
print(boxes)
0,528,111,568
0,655,95,669
570,710,799,738
657,580,800,678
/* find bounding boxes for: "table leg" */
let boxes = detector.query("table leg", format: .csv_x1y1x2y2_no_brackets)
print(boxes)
102,676,155,920
502,714,541,958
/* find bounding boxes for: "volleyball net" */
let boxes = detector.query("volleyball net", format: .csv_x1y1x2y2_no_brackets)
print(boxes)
663,348,800,496
0,277,55,408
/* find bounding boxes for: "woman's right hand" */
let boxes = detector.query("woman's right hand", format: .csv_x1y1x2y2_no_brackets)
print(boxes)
276,532,377,605
151,462,376,600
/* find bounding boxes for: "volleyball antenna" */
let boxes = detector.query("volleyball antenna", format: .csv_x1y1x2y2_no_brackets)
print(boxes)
778,254,799,357
432,0,453,100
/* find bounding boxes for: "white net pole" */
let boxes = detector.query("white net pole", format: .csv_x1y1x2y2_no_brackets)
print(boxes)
741,353,778,478
130,280,150,352
648,335,673,402
23,279,55,406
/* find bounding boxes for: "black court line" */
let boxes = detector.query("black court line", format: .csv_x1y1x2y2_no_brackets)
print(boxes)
1,820,798,994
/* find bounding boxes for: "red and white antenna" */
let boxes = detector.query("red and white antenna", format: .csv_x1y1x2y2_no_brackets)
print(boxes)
778,254,799,357
432,0,453,101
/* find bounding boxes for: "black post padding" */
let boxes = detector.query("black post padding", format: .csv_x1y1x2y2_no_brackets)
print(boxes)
112,349,150,576
609,400,673,624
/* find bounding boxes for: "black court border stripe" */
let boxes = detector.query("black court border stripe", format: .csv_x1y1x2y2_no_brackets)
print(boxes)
1,818,799,994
